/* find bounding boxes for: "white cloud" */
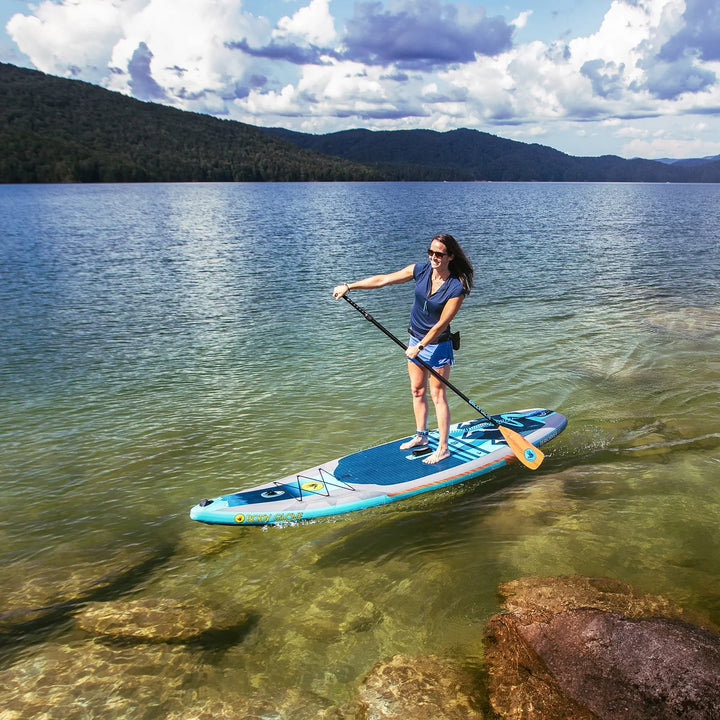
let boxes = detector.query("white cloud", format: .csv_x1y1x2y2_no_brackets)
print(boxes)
615,125,648,138
273,0,337,46
108,0,272,106
439,0,719,128
511,10,532,30
7,0,274,110
7,0,126,82
4,0,720,155
526,125,547,136
622,136,720,158
234,58,407,127
613,111,720,158
241,82,299,116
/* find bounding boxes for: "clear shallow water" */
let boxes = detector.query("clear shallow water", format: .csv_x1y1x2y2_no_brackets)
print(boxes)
1,182,719,716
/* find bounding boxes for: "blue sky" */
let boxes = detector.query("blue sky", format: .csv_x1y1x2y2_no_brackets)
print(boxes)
2,0,719,158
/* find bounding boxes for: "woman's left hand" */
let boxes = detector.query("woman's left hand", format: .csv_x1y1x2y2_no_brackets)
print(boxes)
405,345,420,360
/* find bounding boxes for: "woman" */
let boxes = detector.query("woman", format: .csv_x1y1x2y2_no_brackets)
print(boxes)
333,233,474,464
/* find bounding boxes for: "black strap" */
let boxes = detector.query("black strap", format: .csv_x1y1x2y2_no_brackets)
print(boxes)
408,327,451,344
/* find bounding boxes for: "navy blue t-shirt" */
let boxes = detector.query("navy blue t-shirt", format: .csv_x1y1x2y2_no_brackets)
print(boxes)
409,262,466,339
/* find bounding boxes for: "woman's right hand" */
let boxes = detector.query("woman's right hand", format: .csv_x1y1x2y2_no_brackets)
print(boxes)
332,283,349,299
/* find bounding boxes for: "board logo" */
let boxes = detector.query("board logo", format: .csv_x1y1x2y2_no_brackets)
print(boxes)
234,512,304,524
261,489,285,498
301,480,324,492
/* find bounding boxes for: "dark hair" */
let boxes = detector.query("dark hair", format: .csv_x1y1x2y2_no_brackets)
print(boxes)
432,233,474,294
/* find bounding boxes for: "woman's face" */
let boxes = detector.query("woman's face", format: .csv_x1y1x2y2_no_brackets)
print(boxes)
427,240,453,270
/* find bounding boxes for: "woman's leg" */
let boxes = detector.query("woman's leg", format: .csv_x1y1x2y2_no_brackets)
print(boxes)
423,365,452,464
399,360,429,450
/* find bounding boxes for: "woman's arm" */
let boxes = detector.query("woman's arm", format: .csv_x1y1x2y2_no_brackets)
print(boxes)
333,264,415,299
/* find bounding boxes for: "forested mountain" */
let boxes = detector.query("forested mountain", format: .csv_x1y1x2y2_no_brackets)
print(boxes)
264,127,720,183
0,63,378,183
2,61,720,183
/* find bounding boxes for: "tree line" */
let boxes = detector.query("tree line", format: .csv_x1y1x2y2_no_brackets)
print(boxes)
0,63,379,183
3,62,720,184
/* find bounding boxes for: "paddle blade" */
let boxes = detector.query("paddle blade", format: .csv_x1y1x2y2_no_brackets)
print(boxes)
498,425,545,470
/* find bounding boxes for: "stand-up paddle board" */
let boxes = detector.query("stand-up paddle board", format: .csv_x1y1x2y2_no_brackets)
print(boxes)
190,408,567,526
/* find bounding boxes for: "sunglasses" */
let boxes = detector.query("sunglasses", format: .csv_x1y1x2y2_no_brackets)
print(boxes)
427,248,448,258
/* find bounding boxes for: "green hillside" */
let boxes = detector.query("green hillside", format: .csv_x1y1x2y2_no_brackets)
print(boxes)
265,127,720,183
0,63,378,183
3,62,720,183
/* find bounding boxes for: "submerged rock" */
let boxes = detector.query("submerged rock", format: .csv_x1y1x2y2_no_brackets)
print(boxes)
0,639,196,720
496,575,717,626
76,598,255,645
0,637,341,720
357,654,484,720
485,575,720,720
164,688,345,720
0,544,174,635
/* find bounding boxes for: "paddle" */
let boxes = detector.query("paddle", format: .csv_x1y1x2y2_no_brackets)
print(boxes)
341,293,544,470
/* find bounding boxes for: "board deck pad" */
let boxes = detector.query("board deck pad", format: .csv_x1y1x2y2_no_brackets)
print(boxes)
190,409,567,525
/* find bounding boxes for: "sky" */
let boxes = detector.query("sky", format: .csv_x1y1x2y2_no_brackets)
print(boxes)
2,0,719,159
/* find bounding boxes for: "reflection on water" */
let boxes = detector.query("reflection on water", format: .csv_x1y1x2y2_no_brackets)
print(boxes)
0,182,718,717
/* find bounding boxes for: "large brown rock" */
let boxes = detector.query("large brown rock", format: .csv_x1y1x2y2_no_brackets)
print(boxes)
485,576,720,720
357,653,484,720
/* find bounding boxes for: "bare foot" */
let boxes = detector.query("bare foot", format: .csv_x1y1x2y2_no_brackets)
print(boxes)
422,448,450,464
400,434,429,450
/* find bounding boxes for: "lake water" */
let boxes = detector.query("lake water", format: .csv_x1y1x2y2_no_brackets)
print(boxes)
1,182,719,717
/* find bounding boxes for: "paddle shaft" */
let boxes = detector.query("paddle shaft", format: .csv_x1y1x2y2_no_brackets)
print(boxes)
342,293,499,428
